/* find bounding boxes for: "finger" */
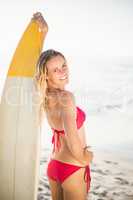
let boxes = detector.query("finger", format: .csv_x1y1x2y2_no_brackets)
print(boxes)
35,12,42,17
33,12,41,19
34,15,44,22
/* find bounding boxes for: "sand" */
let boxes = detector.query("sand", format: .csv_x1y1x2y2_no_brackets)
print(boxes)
37,147,133,200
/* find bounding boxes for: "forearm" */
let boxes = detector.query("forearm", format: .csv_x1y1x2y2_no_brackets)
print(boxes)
66,134,91,165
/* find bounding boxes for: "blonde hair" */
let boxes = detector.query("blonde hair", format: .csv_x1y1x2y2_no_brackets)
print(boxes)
33,49,65,126
34,63,47,126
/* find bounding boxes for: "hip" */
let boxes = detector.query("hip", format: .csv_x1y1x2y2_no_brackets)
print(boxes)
50,148,86,167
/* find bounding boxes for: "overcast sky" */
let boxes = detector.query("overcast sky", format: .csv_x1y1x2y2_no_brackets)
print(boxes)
0,0,133,95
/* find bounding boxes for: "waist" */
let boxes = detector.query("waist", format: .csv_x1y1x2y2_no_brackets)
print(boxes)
51,148,87,167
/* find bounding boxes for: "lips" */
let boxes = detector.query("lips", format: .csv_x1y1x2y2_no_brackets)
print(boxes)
59,75,68,80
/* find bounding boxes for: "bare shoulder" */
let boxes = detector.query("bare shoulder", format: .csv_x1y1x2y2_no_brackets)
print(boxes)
59,90,75,107
60,90,75,105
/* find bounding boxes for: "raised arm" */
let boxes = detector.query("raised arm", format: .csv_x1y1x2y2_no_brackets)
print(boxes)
60,91,93,165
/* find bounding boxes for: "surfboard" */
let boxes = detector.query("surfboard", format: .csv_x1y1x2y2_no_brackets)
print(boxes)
0,19,46,200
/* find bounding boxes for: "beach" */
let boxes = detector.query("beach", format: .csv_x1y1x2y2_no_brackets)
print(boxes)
38,108,133,200
38,147,133,200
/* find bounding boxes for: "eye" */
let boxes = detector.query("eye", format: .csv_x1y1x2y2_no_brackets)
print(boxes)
63,64,67,68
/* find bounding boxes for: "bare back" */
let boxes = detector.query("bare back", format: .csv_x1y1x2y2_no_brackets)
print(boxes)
45,89,87,166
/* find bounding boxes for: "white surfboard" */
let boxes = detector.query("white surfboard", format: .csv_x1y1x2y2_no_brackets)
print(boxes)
0,19,46,200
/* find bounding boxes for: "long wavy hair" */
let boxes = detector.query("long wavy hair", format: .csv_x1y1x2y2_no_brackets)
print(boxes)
34,49,66,126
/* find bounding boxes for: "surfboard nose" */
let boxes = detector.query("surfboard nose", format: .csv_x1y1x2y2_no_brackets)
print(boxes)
7,20,46,77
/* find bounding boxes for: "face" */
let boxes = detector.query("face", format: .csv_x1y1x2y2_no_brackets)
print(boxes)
45,55,69,90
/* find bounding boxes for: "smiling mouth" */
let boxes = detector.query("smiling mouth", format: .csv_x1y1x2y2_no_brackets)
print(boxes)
59,75,68,80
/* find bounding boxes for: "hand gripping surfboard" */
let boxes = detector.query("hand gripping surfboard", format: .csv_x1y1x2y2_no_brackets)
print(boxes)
0,19,47,200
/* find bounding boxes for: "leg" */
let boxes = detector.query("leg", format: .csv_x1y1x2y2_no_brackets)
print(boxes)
61,168,88,200
48,177,64,200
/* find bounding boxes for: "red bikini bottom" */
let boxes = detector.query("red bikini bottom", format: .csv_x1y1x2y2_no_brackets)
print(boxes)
46,158,91,194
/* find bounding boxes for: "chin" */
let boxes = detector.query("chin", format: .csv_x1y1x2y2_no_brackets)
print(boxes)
65,78,69,84
64,78,69,85
56,78,69,88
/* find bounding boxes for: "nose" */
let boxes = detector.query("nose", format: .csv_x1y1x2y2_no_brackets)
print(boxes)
58,68,66,74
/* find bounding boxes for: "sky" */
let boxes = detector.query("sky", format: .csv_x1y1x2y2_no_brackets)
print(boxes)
1,0,133,93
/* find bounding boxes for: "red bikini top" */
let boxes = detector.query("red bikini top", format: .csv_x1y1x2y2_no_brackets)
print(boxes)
51,106,86,153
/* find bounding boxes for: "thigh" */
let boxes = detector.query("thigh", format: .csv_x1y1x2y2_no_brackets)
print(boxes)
48,177,64,200
61,167,87,200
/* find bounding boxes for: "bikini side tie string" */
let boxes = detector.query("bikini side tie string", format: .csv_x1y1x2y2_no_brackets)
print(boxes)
84,165,91,193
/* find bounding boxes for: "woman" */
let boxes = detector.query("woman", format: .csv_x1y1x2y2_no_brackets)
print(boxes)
35,12,93,200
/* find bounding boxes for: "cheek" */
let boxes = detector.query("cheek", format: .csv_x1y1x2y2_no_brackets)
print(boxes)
49,73,59,82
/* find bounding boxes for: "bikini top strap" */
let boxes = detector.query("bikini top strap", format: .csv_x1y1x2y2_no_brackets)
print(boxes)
51,128,65,152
